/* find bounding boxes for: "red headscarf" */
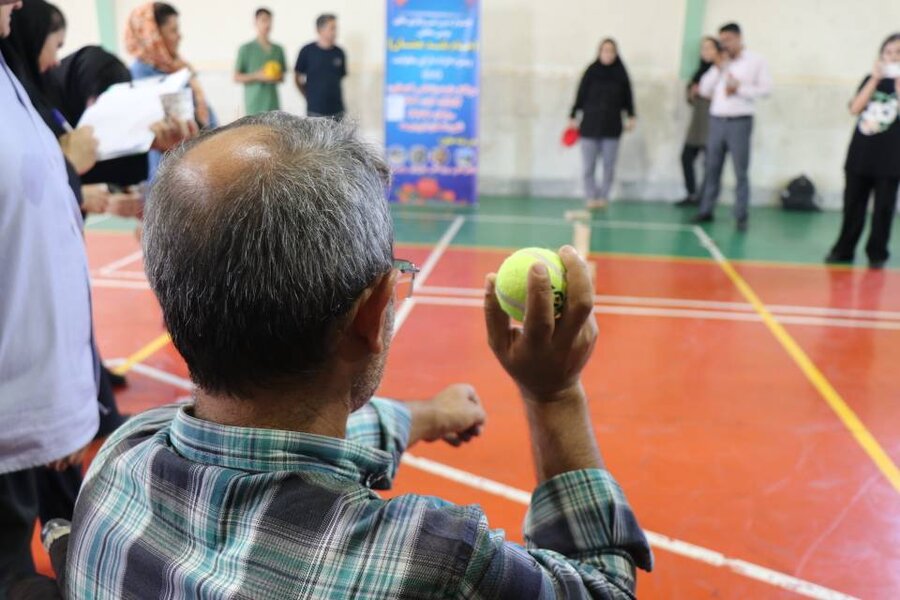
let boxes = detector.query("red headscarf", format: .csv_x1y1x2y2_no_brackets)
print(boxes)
124,3,210,126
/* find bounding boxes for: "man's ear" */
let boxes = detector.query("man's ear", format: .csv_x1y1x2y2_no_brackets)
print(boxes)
352,269,397,354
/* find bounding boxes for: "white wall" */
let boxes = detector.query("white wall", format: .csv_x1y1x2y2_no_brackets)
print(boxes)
59,0,900,204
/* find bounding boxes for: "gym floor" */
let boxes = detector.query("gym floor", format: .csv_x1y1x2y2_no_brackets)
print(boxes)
39,197,900,599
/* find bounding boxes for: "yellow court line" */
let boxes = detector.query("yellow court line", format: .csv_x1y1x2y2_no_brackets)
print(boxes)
712,249,900,494
111,333,172,376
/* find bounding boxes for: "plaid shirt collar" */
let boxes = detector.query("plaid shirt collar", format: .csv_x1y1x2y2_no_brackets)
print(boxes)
169,405,393,488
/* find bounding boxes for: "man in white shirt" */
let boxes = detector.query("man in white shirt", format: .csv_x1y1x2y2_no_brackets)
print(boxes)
693,23,772,231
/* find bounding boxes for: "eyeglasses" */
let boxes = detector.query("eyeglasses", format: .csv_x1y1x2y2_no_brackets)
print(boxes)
393,258,420,302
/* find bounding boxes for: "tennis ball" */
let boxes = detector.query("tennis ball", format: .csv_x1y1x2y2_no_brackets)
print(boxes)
495,248,567,322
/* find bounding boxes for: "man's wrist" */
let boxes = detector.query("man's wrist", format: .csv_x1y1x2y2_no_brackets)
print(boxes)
406,399,437,445
520,382,585,407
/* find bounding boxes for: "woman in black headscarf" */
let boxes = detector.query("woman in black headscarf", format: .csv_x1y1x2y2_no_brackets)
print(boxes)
0,0,101,207
45,45,151,190
569,38,636,209
676,36,721,206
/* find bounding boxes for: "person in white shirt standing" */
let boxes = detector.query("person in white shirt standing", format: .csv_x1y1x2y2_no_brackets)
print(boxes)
693,23,772,231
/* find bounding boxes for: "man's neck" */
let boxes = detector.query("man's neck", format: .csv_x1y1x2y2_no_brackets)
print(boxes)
730,46,744,60
256,35,270,47
193,386,351,438
317,38,333,50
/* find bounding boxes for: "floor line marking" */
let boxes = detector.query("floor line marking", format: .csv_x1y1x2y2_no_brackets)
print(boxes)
91,278,151,290
410,295,900,331
693,226,900,495
105,361,858,600
394,211,694,232
110,332,171,376
400,454,858,600
97,249,144,276
393,216,465,336
419,286,900,322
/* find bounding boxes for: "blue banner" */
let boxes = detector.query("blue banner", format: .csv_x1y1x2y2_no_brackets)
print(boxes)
385,0,480,205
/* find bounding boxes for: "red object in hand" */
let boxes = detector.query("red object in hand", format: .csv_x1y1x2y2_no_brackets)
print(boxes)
562,127,580,147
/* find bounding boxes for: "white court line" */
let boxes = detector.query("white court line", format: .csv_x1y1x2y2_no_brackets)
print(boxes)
111,359,857,599
419,285,900,323
410,294,900,331
394,216,465,334
85,214,112,227
106,359,193,391
400,454,858,600
394,210,694,232
91,278,150,290
416,216,466,286
93,270,147,281
97,250,144,276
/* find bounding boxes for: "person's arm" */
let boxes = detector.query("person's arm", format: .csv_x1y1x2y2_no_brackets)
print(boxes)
850,67,881,115
735,55,773,99
485,246,602,481
294,48,308,98
622,75,636,131
345,388,485,489
340,48,348,79
452,247,652,597
275,46,287,83
569,69,589,127
234,47,267,84
59,126,99,175
698,64,720,99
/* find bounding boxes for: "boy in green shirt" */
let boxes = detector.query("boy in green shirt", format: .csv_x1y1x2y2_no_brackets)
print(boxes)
234,8,286,115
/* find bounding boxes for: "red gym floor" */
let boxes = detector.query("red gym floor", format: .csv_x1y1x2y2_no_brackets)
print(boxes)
36,214,900,599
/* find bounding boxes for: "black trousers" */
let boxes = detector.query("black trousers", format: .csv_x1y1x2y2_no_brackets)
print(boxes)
0,470,39,597
681,143,705,197
830,172,900,263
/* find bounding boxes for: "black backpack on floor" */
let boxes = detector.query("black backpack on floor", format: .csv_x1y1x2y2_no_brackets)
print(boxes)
781,175,821,212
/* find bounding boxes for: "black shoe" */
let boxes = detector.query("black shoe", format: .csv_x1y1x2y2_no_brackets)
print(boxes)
691,213,714,224
736,219,748,232
675,196,698,207
105,367,128,389
869,260,886,270
824,252,853,265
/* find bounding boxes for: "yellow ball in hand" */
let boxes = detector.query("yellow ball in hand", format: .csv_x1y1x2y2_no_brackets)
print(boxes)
495,248,567,322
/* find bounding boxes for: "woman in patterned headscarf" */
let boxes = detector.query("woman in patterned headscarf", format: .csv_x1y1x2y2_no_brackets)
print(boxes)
125,2,214,127
124,2,215,180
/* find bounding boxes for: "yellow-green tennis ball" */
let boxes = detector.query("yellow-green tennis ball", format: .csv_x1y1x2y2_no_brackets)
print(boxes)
495,248,567,322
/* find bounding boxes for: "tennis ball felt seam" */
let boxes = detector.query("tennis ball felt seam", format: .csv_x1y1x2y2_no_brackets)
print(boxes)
495,288,525,313
520,249,564,278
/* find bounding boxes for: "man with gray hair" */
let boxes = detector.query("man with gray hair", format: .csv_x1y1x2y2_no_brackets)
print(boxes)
68,112,652,598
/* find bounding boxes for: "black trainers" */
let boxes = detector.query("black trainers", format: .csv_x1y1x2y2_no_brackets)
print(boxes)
675,196,698,207
869,260,887,270
824,252,853,265
691,213,714,224
736,219,748,232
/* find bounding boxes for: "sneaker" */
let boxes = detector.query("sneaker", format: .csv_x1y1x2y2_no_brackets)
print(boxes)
736,219,748,232
824,252,853,265
586,198,608,210
869,260,887,270
691,212,714,224
675,196,698,207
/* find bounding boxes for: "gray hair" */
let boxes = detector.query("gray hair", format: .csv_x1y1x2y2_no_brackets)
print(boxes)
143,112,394,396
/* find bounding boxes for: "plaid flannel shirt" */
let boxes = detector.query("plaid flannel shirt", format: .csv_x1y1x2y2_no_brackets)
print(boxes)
68,398,652,599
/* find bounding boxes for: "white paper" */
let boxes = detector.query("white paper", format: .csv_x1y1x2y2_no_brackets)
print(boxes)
77,69,192,161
